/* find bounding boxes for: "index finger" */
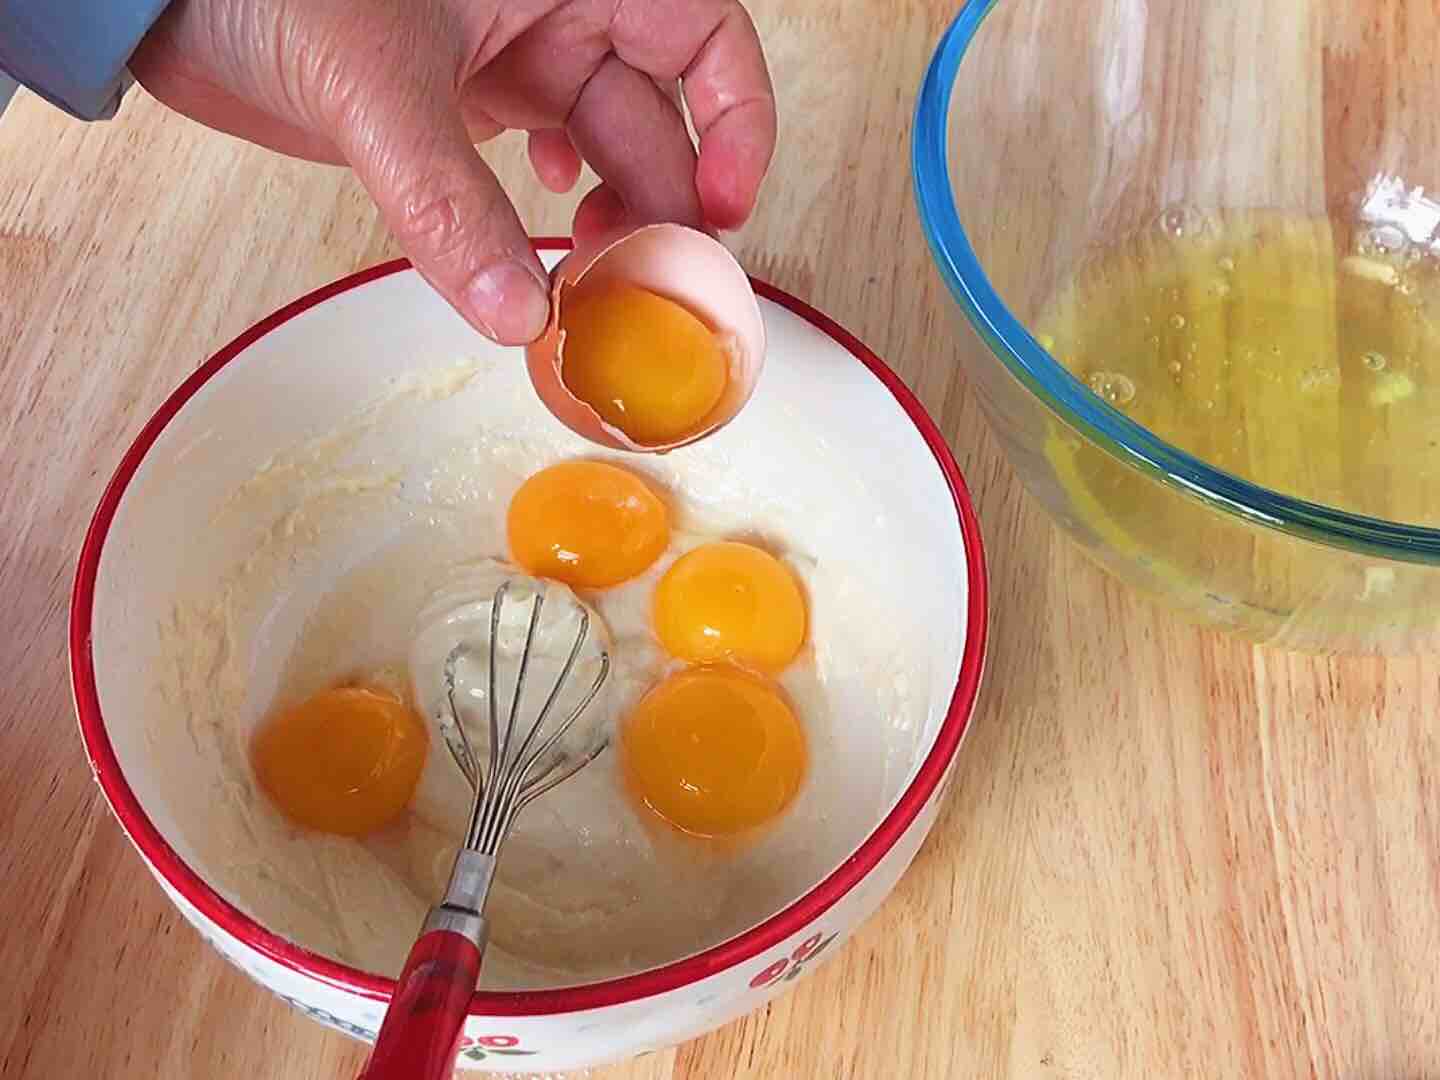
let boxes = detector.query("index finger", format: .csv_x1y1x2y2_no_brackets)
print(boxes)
610,1,777,229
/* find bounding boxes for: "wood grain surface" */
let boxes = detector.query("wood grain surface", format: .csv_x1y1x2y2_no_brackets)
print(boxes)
3,1,1438,1077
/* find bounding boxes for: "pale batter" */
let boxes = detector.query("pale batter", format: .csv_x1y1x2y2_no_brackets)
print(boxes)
149,360,929,989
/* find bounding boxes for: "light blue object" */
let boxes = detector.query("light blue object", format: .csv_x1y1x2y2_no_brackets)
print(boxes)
0,0,170,120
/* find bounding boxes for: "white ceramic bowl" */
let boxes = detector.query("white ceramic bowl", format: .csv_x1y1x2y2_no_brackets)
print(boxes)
71,242,988,1073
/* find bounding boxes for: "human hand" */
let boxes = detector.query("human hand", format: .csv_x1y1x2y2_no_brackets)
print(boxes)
131,0,776,344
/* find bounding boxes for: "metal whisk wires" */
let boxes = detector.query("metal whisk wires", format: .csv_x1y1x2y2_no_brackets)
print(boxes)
358,578,610,1079
441,579,610,856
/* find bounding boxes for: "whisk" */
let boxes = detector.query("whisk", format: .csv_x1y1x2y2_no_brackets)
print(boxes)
358,579,610,1080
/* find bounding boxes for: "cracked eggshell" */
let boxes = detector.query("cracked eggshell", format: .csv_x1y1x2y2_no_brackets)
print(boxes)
524,224,766,453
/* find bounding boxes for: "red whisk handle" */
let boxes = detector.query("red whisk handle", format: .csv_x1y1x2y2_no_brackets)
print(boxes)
357,911,485,1080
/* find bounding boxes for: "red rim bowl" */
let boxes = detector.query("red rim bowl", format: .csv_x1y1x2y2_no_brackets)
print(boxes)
70,239,990,1017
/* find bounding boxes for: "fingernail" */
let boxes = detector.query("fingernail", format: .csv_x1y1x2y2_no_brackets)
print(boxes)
466,260,550,345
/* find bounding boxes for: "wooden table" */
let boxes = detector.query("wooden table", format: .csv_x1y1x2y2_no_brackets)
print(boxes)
3,1,1437,1076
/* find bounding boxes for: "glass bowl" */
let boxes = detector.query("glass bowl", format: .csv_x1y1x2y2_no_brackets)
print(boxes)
914,0,1440,653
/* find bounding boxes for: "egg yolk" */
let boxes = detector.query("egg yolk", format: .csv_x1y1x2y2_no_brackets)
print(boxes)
508,460,669,588
252,686,428,837
652,541,807,673
622,666,806,837
559,282,730,445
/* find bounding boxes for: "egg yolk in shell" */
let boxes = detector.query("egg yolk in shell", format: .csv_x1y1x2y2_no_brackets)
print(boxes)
652,541,807,673
622,666,806,837
252,686,428,837
559,282,730,445
507,461,669,588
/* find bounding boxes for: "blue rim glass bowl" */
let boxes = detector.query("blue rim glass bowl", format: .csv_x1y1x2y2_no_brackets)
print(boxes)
912,0,1440,653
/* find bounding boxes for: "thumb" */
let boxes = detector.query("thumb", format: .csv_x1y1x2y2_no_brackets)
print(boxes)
333,78,550,345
